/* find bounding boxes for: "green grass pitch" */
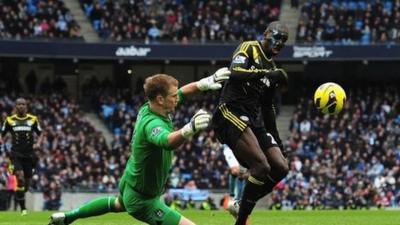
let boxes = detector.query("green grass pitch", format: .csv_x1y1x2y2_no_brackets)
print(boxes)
0,210,399,225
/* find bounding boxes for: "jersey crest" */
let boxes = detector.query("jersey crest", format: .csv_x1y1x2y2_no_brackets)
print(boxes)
151,127,162,137
233,55,246,64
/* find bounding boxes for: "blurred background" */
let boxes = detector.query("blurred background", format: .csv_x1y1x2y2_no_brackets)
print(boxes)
0,0,399,212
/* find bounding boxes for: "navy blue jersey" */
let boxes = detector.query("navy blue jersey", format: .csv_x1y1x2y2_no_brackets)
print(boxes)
2,114,41,157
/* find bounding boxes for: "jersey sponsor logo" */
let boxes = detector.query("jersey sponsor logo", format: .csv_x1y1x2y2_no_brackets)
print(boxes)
233,55,246,64
260,76,270,87
151,127,162,137
13,126,32,131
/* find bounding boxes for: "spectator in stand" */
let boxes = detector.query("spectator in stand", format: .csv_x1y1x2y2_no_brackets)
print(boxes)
79,0,282,43
0,0,82,40
297,0,400,44
43,180,62,211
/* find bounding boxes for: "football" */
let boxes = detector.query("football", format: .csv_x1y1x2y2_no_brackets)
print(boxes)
314,82,347,115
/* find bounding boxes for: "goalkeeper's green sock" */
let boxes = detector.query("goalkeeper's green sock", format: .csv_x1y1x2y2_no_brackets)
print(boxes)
65,196,122,224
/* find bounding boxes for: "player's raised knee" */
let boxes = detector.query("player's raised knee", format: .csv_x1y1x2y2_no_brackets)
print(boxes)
251,162,271,181
278,160,289,178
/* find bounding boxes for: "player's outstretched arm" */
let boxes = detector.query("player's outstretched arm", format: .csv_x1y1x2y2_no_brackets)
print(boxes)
230,62,288,84
179,67,230,98
168,109,212,148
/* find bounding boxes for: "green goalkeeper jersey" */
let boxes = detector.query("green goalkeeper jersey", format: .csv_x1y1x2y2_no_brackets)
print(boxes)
123,90,184,197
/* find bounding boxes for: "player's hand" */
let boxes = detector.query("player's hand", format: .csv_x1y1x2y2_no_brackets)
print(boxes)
196,67,230,91
181,109,212,138
33,143,40,149
267,68,288,86
279,143,288,158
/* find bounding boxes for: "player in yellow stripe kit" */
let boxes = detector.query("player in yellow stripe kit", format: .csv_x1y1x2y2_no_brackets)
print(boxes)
212,21,290,225
0,98,43,215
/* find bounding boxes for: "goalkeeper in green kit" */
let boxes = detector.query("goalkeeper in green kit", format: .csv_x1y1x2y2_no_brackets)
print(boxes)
49,67,230,225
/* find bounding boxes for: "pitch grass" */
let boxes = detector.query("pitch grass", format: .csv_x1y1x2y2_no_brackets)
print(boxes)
0,210,399,225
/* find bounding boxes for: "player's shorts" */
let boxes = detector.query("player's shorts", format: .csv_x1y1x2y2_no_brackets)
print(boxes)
119,176,181,225
213,103,279,151
10,154,37,179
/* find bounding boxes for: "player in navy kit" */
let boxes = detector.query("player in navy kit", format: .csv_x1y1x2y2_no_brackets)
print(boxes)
0,98,43,215
212,21,289,225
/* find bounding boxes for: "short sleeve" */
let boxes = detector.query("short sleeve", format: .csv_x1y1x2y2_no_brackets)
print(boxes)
33,116,42,135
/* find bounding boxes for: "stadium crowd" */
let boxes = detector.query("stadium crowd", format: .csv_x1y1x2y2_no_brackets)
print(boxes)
271,85,400,209
296,0,400,44
79,0,281,43
0,0,82,40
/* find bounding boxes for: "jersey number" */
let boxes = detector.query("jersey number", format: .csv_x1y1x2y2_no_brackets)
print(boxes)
266,133,277,145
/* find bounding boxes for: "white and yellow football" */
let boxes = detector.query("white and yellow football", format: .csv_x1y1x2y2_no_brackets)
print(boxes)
314,82,346,115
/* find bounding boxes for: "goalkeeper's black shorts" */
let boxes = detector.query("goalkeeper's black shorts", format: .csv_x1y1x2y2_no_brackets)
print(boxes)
212,103,278,152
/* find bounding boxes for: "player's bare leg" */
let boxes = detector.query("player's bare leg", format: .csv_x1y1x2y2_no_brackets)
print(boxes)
257,147,289,199
231,128,273,225
14,170,27,215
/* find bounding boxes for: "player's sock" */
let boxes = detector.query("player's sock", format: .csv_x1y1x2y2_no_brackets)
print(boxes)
235,176,265,225
257,179,276,199
229,174,237,198
15,188,26,211
258,171,286,199
65,196,121,224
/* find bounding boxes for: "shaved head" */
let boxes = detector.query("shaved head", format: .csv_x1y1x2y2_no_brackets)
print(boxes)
15,98,27,116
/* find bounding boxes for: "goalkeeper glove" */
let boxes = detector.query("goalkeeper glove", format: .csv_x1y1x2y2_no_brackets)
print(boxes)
181,109,212,138
196,67,230,91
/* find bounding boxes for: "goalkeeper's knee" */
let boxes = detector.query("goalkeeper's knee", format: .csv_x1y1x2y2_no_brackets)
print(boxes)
109,196,125,212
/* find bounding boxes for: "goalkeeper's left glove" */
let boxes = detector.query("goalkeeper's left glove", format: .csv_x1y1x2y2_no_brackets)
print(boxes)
181,109,212,139
196,67,230,91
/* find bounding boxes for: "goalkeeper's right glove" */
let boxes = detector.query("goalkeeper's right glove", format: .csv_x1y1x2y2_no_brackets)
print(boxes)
181,109,212,139
196,67,230,91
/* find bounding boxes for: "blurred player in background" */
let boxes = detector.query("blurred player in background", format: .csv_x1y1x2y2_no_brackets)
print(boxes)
222,144,247,216
49,68,230,225
212,21,289,225
0,98,43,215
